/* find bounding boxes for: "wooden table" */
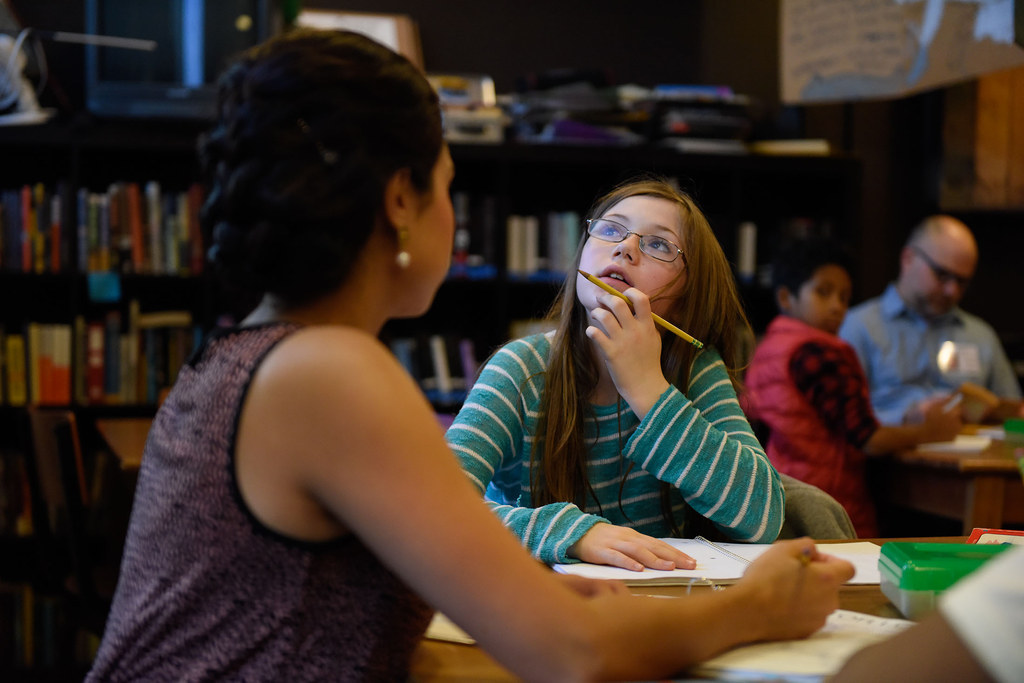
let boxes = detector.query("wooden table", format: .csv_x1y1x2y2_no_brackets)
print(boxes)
882,437,1024,534
95,417,153,470
410,585,907,682
409,538,960,682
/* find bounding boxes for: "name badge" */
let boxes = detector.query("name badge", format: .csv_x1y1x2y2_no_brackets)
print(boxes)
936,341,982,375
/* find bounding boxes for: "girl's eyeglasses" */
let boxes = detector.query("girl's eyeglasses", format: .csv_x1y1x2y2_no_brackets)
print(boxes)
586,218,685,265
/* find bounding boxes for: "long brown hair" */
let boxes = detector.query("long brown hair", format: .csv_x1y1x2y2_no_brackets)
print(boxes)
531,177,753,532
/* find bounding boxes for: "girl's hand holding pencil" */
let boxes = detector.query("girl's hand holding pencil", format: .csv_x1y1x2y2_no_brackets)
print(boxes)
578,269,703,349
578,269,676,418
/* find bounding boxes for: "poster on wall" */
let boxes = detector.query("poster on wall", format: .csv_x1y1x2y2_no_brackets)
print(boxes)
780,0,1024,103
294,9,423,71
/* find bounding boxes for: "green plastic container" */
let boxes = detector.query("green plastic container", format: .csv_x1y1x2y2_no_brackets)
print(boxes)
1005,418,1024,445
1004,418,1024,480
879,542,1011,619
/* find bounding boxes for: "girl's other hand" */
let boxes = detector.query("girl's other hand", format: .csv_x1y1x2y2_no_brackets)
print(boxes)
568,523,697,571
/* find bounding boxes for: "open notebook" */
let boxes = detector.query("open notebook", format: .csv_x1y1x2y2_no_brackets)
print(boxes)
552,538,883,585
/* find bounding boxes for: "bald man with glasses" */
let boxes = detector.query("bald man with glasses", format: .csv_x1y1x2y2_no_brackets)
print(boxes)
840,215,1023,425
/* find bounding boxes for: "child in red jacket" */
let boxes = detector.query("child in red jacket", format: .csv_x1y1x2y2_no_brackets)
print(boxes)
744,237,960,536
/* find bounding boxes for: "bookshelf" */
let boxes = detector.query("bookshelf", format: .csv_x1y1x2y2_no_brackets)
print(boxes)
1,119,865,416
0,118,213,674
0,121,864,413
0,119,213,413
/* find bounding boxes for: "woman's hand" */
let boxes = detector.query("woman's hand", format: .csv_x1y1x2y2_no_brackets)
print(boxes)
568,522,697,571
585,288,670,418
733,538,855,641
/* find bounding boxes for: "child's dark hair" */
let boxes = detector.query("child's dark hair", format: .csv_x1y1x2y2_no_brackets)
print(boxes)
199,29,442,305
771,236,853,295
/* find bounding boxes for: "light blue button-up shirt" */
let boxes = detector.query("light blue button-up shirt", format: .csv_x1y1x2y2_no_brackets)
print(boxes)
839,284,1022,425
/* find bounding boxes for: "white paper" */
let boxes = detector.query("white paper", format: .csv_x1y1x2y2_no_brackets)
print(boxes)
693,609,913,681
553,540,881,585
916,434,992,452
425,612,475,644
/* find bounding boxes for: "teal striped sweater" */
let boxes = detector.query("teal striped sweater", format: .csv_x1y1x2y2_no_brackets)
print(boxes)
447,333,784,564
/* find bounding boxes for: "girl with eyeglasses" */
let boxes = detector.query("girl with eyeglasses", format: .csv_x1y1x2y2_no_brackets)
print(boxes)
448,177,784,571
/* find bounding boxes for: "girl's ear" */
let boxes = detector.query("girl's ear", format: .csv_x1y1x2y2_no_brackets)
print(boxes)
776,286,794,314
382,167,415,232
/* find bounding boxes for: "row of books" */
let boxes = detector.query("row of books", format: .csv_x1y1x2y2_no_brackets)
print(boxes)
505,210,581,281
389,320,559,408
0,302,199,407
0,576,97,669
0,184,66,275
448,191,499,279
389,335,479,406
3,182,583,282
447,192,583,281
0,181,205,276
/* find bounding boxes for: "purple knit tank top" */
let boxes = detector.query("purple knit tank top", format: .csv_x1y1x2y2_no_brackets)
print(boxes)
87,324,433,681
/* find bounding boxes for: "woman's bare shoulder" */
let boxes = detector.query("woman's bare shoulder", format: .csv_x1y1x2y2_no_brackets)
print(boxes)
262,325,395,379
242,324,419,423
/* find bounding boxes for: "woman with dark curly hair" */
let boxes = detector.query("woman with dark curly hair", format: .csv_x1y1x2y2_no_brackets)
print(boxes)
86,28,852,682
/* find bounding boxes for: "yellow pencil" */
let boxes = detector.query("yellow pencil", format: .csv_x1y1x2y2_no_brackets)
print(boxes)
578,269,704,349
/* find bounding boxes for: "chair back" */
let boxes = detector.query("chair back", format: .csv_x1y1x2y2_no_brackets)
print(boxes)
777,472,857,540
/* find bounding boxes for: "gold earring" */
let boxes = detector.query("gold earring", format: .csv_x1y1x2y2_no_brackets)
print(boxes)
395,227,411,268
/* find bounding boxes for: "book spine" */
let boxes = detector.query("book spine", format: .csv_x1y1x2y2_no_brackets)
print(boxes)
163,194,178,274
103,311,122,403
506,215,525,277
49,192,61,273
126,182,145,273
145,181,162,274
76,188,88,273
32,183,46,274
98,193,111,272
20,185,32,273
73,315,87,405
106,182,125,272
458,338,479,388
37,324,56,405
452,191,470,266
429,334,453,396
522,215,539,276
5,334,27,406
126,299,140,404
177,192,190,275
736,221,757,283
86,321,105,405
87,193,100,272
26,323,42,405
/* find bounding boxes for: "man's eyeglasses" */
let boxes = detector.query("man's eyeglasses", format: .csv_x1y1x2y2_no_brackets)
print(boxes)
910,246,971,289
586,218,686,265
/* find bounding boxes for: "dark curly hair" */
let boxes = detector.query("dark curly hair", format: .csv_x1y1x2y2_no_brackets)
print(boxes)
199,29,442,305
771,235,853,296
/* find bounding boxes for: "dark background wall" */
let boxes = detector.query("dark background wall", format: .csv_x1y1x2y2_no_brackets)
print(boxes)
9,0,1023,353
